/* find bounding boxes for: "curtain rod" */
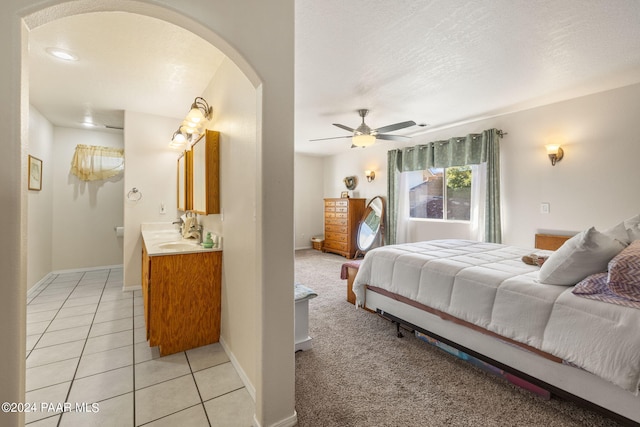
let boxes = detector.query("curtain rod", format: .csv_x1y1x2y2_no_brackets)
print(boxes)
496,130,508,138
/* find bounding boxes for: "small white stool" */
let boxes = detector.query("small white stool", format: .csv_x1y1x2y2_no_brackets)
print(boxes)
294,283,317,352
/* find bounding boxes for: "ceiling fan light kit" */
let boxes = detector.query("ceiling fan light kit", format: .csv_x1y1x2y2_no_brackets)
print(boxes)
311,108,416,148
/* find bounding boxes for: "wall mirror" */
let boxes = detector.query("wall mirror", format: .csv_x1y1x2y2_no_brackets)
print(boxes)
176,151,191,211
356,196,385,255
191,134,206,213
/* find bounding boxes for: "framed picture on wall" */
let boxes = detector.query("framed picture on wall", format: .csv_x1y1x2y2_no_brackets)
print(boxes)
340,191,350,198
28,155,43,191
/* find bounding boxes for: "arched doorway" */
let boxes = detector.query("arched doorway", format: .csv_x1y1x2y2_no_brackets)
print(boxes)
3,1,296,426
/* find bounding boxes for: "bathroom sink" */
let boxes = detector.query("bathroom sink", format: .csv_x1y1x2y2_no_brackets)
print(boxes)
157,242,201,251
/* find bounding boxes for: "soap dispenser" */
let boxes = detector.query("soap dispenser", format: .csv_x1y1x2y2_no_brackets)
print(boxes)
202,232,214,249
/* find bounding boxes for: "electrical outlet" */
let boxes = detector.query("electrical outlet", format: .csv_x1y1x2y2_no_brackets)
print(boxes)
540,203,550,214
160,202,166,214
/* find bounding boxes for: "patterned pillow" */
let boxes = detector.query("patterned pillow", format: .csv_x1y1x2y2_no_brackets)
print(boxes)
573,272,608,295
607,240,640,302
573,272,640,309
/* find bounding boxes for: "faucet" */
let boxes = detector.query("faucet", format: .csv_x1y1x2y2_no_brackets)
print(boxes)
172,218,184,234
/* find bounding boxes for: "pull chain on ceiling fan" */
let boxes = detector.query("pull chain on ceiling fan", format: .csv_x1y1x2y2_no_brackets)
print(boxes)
310,109,416,148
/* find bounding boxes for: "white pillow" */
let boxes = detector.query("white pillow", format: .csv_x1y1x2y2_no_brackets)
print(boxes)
623,214,640,229
538,227,626,285
627,224,640,242
604,221,631,245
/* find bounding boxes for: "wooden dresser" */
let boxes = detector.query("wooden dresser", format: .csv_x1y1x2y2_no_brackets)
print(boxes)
323,198,366,259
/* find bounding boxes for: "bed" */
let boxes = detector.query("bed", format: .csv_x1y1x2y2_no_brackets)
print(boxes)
351,232,640,425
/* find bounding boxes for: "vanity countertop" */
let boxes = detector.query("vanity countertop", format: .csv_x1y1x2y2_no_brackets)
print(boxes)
141,222,222,256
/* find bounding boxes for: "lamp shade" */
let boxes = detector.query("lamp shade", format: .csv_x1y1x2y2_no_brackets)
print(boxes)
352,134,376,147
545,144,561,155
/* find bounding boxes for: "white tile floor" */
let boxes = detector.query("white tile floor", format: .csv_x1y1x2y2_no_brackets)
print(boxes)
26,267,254,426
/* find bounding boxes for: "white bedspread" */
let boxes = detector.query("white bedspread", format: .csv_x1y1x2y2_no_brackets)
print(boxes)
353,240,640,394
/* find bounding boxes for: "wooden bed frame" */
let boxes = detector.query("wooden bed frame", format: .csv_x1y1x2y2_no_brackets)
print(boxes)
345,235,640,426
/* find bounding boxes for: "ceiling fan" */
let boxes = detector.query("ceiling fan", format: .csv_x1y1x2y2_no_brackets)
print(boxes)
311,109,416,148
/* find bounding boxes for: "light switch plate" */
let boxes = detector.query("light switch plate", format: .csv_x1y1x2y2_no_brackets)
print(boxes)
540,203,550,214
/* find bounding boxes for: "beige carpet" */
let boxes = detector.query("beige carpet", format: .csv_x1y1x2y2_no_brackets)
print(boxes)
294,249,622,427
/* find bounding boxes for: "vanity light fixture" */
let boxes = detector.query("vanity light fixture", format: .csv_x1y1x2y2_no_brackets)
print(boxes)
545,144,564,166
365,170,376,182
169,97,213,149
186,97,213,124
169,128,189,150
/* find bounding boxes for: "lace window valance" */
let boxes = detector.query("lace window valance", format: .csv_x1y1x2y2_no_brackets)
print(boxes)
70,144,124,181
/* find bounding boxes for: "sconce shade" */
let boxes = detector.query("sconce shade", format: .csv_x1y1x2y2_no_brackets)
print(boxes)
545,144,564,166
186,97,213,124
353,134,376,147
169,128,188,149
365,170,376,182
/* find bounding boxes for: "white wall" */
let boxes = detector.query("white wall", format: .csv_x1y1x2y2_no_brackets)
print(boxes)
199,57,258,394
320,83,640,248
27,106,53,291
51,127,124,270
322,143,388,202
294,154,324,249
122,111,181,288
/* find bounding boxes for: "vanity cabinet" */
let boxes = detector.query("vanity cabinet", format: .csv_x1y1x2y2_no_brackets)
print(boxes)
323,198,366,259
141,244,222,356
191,130,220,214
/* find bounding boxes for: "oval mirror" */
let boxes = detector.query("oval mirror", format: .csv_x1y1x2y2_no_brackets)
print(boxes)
356,196,385,254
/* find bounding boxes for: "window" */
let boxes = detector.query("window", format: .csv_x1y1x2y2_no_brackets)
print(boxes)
409,166,472,220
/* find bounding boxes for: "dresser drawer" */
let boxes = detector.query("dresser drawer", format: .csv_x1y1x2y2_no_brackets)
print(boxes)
325,232,347,243
325,200,336,207
324,240,348,251
335,212,348,219
325,218,347,226
325,224,348,233
325,206,336,213
335,200,348,207
324,212,336,219
335,207,348,213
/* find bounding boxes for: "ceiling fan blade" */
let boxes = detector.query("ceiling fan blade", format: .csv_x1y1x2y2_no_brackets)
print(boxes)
309,135,352,142
333,123,355,133
376,134,411,141
375,120,416,134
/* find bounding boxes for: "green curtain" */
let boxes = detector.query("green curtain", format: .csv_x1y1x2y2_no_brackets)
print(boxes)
386,128,502,244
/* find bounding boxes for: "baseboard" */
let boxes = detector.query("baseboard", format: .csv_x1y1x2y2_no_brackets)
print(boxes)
295,245,313,251
29,264,125,297
252,411,298,427
122,284,141,292
219,336,256,402
27,272,54,297
51,264,124,275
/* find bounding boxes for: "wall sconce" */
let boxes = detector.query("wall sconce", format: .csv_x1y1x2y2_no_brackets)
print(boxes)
169,97,213,150
545,144,564,166
365,170,376,182
186,97,213,124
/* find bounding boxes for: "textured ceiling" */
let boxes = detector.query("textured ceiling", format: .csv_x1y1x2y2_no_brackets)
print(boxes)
27,2,640,155
295,0,640,155
29,12,225,131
